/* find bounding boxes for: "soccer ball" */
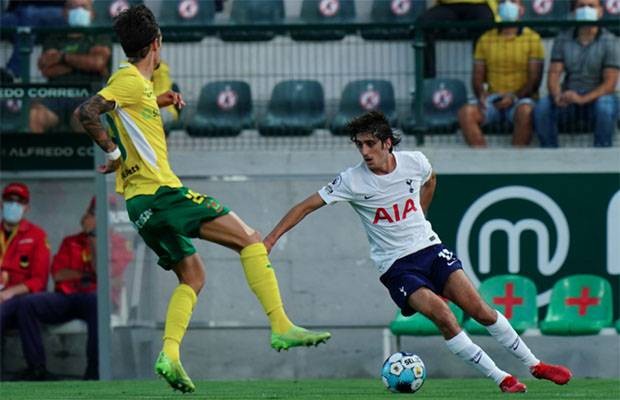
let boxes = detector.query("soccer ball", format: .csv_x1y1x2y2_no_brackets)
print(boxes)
381,351,426,393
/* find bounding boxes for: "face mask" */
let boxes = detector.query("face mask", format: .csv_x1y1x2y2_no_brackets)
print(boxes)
499,1,520,22
2,202,25,224
575,6,598,21
68,7,92,27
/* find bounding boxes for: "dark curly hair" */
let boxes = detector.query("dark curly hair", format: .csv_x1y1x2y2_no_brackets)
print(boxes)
114,5,160,60
346,111,401,153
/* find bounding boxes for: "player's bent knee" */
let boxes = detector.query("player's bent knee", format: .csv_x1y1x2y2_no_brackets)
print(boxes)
429,306,460,336
472,304,497,326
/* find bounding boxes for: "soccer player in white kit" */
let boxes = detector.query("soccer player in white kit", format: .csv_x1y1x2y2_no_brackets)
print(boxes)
264,111,572,393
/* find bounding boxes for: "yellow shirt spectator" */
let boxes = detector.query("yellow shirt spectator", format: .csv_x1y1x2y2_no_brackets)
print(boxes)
152,61,179,123
98,62,182,199
474,27,544,95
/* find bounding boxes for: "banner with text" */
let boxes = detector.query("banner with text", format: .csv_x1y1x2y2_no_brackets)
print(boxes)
429,174,620,318
0,133,94,170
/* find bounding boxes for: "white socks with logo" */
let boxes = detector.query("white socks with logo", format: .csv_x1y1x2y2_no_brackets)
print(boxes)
486,310,540,368
445,331,508,384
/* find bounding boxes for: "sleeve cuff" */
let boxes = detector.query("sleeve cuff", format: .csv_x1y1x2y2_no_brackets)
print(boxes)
317,189,332,205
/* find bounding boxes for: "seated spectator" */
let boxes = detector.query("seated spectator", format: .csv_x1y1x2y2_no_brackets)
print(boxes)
0,183,51,381
417,0,498,78
0,0,65,77
18,197,133,380
458,0,544,147
152,60,181,134
534,0,619,147
29,0,112,134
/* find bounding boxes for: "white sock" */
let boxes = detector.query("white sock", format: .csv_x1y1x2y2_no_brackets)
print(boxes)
445,331,508,385
486,310,540,368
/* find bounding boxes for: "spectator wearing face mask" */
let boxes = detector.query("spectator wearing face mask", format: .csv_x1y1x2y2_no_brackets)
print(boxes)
458,0,544,147
17,197,133,380
0,1,66,78
29,0,112,134
533,0,619,147
0,182,51,380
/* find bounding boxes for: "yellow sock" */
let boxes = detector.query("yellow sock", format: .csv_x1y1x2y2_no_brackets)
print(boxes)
162,283,197,362
240,243,294,334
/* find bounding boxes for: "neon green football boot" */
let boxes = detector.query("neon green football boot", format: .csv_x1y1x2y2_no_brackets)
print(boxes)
270,325,331,351
154,351,196,393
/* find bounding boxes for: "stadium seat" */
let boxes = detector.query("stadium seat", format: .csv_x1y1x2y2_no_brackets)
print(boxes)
602,0,620,34
390,300,464,336
464,275,538,335
540,274,613,335
521,0,571,37
186,80,253,137
402,78,467,135
330,79,398,135
361,0,425,40
93,0,143,27
291,0,356,41
220,0,285,42
158,0,215,42
258,80,326,136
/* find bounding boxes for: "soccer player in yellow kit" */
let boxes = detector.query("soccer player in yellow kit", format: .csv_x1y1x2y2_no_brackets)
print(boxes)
75,5,330,393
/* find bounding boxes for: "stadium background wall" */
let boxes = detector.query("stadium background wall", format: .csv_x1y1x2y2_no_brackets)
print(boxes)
1,148,618,380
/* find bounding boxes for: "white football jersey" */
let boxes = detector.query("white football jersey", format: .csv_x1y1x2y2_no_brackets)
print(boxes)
318,151,441,274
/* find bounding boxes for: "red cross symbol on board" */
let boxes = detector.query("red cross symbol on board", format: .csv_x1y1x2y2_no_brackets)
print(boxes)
565,287,600,316
492,283,523,319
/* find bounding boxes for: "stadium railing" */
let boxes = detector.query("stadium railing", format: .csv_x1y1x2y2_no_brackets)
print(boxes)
1,18,618,149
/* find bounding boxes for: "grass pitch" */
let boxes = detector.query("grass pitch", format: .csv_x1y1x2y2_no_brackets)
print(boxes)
0,378,618,400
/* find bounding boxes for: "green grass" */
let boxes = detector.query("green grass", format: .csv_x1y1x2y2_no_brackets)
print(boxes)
0,378,618,400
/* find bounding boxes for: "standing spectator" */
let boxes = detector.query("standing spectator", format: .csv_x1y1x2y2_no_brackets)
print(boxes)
417,0,498,78
0,182,51,380
534,0,619,147
458,0,544,147
18,197,133,380
28,0,112,134
0,0,65,78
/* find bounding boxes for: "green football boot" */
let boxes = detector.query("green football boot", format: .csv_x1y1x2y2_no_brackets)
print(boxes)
271,325,331,351
154,351,196,393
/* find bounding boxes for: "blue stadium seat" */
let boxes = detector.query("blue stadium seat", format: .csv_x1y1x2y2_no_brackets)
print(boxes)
330,79,398,135
258,80,326,136
187,81,253,137
402,78,467,135
602,0,620,35
361,0,425,40
158,0,215,42
220,0,285,42
521,0,570,37
93,0,143,27
291,0,356,41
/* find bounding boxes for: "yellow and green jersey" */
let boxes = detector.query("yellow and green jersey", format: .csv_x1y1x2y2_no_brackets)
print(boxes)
98,62,182,199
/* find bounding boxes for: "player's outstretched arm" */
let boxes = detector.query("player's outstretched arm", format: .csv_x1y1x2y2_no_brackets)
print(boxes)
75,95,120,174
264,192,326,253
420,172,437,215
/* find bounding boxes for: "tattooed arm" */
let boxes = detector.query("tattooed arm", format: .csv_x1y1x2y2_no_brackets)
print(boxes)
75,95,120,173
